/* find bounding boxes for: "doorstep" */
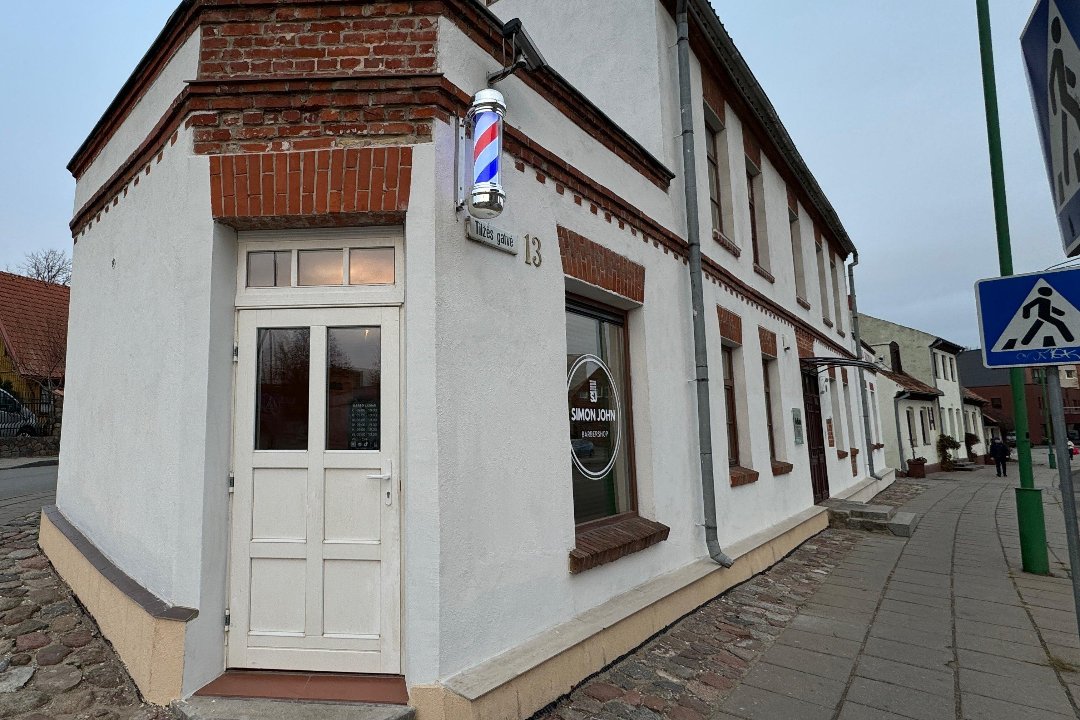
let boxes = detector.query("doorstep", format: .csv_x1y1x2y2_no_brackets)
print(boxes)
174,697,415,720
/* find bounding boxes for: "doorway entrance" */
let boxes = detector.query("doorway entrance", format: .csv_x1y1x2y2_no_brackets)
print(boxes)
802,370,830,503
227,306,401,673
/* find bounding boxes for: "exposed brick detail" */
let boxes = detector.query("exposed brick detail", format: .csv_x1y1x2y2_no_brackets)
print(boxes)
729,466,759,487
209,146,412,223
557,226,645,303
758,327,777,358
796,328,815,359
198,9,437,80
850,448,859,475
718,307,742,345
786,184,798,213
702,71,726,123
771,460,794,476
827,366,836,380
826,419,835,447
841,367,848,383
714,230,741,258
569,516,670,574
743,132,761,168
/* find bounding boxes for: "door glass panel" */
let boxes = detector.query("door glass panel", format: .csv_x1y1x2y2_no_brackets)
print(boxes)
298,249,344,286
349,248,395,285
326,327,381,450
255,328,310,450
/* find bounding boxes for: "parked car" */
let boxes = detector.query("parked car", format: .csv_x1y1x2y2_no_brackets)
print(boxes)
0,389,37,437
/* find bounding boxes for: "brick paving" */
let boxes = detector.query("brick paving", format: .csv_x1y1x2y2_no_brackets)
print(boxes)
534,467,1080,719
0,511,177,720
532,478,924,720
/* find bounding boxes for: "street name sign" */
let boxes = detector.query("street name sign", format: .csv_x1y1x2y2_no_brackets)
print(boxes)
976,266,1080,367
465,216,518,255
1022,0,1080,256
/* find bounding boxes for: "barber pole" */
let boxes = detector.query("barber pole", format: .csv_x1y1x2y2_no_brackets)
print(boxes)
466,88,507,219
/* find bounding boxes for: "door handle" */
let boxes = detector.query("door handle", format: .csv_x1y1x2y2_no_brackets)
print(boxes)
367,461,393,506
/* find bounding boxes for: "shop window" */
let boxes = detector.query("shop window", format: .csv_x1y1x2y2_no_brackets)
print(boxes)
566,299,634,525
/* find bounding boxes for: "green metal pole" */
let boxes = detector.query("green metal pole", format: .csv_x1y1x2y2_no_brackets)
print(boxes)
1043,371,1057,469
975,0,1049,574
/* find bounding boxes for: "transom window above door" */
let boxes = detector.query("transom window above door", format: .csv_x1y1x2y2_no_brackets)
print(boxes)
246,247,395,288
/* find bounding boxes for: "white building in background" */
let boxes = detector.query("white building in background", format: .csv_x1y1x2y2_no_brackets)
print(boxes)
862,316,970,474
42,1,884,717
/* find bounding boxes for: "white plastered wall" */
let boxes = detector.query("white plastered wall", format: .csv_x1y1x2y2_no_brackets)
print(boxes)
60,121,236,694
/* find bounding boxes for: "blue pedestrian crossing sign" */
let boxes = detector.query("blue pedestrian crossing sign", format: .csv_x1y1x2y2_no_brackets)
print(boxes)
1023,0,1080,256
977,267,1080,368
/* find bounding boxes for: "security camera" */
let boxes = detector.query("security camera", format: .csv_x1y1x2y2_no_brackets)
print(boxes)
502,19,548,72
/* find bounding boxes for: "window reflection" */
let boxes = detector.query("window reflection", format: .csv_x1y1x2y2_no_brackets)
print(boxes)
326,327,381,450
256,328,310,450
349,248,395,285
298,249,345,286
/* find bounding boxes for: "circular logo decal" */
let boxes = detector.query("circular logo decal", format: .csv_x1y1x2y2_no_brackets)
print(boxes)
567,354,622,480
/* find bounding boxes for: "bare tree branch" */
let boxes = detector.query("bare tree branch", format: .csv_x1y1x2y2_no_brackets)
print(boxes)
19,249,71,286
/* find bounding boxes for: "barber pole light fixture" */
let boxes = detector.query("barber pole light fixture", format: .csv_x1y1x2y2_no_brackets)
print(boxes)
466,88,506,219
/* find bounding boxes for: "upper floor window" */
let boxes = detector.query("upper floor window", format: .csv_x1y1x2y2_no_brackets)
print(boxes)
991,397,1003,408
789,209,807,301
816,242,831,324
706,112,725,239
949,357,957,382
746,160,768,271
831,255,845,333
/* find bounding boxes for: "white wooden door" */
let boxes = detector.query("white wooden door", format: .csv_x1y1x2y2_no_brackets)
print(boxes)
228,306,400,673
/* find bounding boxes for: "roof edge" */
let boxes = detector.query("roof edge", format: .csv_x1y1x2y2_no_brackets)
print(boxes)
687,0,855,256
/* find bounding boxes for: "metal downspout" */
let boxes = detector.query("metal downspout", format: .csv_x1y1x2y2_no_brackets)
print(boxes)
676,0,733,568
847,253,880,479
894,391,912,473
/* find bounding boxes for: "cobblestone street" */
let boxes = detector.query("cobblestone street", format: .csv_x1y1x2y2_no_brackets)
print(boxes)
0,512,176,720
535,463,1080,720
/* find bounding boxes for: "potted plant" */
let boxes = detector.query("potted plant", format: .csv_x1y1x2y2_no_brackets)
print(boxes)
937,434,961,471
907,456,928,478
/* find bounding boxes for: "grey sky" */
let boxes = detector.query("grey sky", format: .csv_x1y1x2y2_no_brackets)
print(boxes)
0,2,1061,350
713,1,1063,348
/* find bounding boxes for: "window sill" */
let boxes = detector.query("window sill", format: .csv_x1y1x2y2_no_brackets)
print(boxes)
873,443,885,450
837,329,846,338
796,297,811,310
823,317,834,328
730,465,760,487
753,264,775,283
837,450,849,459
568,515,670,574
714,230,741,258
771,460,794,476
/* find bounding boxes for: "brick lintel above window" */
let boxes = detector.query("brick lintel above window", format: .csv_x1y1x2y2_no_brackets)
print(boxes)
558,225,644,303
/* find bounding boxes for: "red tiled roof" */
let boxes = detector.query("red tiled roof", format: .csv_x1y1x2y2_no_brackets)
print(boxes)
0,271,70,381
881,369,943,397
963,388,990,405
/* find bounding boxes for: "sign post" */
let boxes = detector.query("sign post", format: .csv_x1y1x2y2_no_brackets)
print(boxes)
978,0,1050,575
1047,366,1080,645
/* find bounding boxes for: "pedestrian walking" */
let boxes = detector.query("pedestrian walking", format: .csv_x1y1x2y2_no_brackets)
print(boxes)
990,437,1009,477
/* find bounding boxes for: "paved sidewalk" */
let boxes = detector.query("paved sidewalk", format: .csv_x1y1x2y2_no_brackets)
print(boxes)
539,465,1080,719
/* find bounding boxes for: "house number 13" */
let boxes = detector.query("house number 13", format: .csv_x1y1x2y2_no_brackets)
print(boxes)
524,234,542,268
